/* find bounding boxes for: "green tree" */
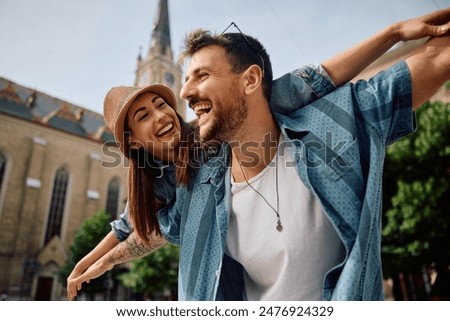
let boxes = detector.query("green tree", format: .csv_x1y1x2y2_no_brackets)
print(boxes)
382,101,450,298
58,210,112,299
119,242,179,300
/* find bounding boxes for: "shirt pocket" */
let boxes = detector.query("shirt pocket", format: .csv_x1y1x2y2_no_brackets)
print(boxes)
324,138,360,181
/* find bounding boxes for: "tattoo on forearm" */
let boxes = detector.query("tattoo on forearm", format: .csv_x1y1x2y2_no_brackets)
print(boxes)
106,234,157,265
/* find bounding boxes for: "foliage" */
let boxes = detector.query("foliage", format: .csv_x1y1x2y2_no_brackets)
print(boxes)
58,210,112,296
382,101,450,276
445,81,450,90
118,242,179,299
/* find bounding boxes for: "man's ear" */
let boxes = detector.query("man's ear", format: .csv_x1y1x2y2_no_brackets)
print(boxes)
242,64,263,95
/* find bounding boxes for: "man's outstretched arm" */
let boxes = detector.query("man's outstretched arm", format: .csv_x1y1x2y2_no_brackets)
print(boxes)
321,7,450,86
406,35,450,110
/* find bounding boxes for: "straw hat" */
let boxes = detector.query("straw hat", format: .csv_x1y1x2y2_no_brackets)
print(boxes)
103,84,177,157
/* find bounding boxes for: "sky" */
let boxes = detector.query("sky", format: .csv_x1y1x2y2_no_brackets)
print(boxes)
1,0,449,119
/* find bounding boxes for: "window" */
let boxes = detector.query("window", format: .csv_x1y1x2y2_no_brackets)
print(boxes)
0,153,6,195
105,177,120,220
45,168,69,244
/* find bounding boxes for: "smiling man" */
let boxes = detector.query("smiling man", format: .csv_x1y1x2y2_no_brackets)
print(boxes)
176,18,450,300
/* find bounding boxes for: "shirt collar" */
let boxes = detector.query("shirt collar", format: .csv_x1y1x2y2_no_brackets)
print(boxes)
199,143,230,186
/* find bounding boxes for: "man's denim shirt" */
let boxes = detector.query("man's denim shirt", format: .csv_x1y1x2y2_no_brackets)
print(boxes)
112,62,415,301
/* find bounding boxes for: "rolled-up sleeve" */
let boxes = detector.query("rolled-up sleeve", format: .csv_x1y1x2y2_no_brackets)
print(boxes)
110,203,133,242
352,61,416,145
270,64,336,114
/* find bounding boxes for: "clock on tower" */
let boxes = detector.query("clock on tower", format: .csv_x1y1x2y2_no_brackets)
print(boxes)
164,72,175,86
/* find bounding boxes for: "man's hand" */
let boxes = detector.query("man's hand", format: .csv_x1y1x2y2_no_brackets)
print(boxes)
394,7,450,41
322,7,450,86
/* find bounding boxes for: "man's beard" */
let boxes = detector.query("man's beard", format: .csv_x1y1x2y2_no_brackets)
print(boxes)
200,85,248,143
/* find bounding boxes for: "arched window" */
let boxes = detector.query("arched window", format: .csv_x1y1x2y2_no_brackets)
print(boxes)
45,168,69,244
0,153,6,195
105,177,120,220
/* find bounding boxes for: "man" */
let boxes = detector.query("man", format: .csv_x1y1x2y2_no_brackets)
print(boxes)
67,8,450,301
176,30,449,300
174,21,450,300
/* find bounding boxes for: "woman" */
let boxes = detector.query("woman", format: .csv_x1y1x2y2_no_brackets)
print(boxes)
66,84,198,300
103,85,198,243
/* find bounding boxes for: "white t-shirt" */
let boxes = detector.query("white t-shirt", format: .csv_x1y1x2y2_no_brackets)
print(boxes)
226,137,345,300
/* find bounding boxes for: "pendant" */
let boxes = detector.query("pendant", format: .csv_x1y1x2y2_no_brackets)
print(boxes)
276,219,283,232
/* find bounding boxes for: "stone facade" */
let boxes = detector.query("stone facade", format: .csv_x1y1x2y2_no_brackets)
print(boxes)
0,79,128,300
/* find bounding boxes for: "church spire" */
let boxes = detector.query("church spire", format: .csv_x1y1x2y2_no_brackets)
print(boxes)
135,0,186,118
150,0,171,57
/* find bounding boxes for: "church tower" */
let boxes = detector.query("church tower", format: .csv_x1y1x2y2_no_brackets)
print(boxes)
135,0,186,119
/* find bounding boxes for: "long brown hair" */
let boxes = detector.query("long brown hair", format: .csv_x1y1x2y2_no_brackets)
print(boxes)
126,114,198,244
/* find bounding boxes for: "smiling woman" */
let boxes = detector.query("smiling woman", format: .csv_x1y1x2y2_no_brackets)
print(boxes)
102,84,197,243
126,92,181,162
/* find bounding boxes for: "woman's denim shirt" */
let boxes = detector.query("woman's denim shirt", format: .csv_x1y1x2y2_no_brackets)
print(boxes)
110,163,176,241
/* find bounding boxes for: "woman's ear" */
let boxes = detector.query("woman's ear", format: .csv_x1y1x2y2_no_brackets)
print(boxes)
128,135,140,150
242,64,263,95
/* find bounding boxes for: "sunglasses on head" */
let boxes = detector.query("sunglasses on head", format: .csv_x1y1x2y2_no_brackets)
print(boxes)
220,22,265,79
